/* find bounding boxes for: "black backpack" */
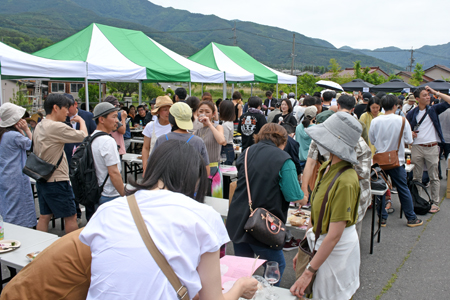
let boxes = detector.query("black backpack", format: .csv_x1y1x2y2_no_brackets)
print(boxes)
408,180,432,215
69,132,110,207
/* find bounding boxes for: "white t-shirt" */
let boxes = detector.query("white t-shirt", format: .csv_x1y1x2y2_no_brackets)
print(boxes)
402,103,415,114
222,121,234,144
293,106,305,123
369,114,413,166
413,109,439,145
79,189,230,300
289,98,297,108
143,118,172,140
91,130,122,197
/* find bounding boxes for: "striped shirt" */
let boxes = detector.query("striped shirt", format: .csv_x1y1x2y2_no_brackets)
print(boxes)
195,124,222,164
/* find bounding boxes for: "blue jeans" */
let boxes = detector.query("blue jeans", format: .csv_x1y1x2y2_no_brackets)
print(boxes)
381,165,417,221
221,144,235,165
233,243,286,286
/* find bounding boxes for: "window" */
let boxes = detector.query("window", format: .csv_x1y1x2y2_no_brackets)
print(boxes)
51,83,65,93
70,83,84,93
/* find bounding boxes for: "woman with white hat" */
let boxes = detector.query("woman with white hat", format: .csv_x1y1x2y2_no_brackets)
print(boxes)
0,103,36,228
142,96,173,172
290,112,362,300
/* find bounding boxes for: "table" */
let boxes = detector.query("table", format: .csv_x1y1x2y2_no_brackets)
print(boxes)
204,196,228,218
370,188,387,254
122,153,143,183
0,223,59,289
130,137,144,154
286,208,309,231
252,286,297,299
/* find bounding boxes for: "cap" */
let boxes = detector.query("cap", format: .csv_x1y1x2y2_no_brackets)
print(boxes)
93,102,119,119
170,102,193,130
103,95,120,107
362,92,372,101
0,103,26,127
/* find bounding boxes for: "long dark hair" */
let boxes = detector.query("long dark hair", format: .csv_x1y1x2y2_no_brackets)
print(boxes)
302,115,313,128
126,140,208,202
0,125,19,144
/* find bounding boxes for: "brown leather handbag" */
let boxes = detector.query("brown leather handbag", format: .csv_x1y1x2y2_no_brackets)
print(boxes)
372,117,405,170
242,148,286,250
295,165,352,295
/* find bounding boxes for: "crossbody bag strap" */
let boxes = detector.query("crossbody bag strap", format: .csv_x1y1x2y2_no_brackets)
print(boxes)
244,148,253,213
415,107,429,129
127,195,189,300
313,165,352,254
396,117,405,151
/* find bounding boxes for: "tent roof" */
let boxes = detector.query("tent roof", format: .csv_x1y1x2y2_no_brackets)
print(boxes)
341,79,374,92
34,24,224,83
0,42,86,79
371,79,414,93
189,42,296,84
414,80,450,93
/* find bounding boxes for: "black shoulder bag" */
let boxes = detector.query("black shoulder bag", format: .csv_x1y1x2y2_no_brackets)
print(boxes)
23,140,64,183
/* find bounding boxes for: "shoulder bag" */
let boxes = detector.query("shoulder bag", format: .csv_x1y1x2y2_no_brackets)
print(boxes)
370,163,392,191
372,117,405,170
23,140,64,182
243,148,286,250
295,165,352,295
127,195,189,300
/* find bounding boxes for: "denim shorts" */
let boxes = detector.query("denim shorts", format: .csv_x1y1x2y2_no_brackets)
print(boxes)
36,181,77,219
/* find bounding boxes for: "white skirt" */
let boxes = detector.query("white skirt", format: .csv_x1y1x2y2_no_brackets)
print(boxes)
306,225,360,300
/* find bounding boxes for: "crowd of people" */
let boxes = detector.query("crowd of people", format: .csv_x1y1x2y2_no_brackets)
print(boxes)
0,84,448,299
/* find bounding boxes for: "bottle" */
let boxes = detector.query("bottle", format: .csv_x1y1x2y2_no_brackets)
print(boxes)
0,215,4,240
406,155,411,165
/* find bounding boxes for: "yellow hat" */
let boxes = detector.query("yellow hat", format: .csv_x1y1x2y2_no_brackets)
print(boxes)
151,96,173,115
169,102,193,130
26,113,41,124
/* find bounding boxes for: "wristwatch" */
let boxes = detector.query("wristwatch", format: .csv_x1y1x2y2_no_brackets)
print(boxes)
436,92,440,98
306,263,318,274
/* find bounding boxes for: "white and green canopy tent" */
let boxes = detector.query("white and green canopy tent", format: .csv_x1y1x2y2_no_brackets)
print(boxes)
0,42,87,105
34,23,225,107
189,42,297,98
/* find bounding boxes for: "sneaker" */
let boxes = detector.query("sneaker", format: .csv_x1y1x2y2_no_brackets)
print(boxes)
391,187,398,194
283,238,299,251
407,218,423,227
381,219,387,227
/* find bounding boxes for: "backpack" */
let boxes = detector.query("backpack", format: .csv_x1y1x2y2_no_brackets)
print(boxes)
408,180,432,215
69,132,110,207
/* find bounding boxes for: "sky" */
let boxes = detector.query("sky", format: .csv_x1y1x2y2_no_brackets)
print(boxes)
150,0,449,50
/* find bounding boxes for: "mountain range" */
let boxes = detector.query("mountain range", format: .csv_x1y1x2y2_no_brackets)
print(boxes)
0,0,448,74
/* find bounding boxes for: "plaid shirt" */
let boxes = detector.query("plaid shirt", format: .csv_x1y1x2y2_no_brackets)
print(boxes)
307,138,372,223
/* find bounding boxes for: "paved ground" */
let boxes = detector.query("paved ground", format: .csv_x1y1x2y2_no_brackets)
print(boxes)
5,161,449,299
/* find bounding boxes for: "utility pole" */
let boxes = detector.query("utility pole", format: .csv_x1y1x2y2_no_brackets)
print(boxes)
232,22,237,46
290,34,296,75
407,48,415,72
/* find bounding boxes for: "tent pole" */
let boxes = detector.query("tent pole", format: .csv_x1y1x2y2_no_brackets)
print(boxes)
232,83,234,95
222,72,227,100
0,72,3,106
139,81,142,105
98,82,101,102
201,83,203,94
251,83,253,96
276,84,278,99
295,84,298,99
85,77,89,110
189,82,192,96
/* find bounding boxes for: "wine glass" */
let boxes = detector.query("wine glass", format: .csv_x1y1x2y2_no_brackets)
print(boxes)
220,153,227,165
264,261,280,300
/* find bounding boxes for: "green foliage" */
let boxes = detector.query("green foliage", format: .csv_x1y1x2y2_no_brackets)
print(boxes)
9,83,31,107
142,83,165,101
387,73,402,81
353,61,363,78
328,59,341,82
78,84,99,104
297,74,321,95
106,82,139,100
258,83,276,93
0,27,53,53
409,63,425,86
166,88,174,96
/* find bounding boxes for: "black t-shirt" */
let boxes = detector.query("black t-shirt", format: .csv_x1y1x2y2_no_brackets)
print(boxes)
237,112,267,150
133,113,148,126
271,113,297,128
354,104,367,119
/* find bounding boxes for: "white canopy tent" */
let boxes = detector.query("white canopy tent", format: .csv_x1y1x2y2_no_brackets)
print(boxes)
0,42,87,105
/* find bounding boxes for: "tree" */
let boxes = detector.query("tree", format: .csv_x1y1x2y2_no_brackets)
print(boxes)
78,84,99,104
9,83,31,108
328,58,341,82
106,82,139,100
353,61,362,79
142,83,165,101
409,63,425,86
297,74,321,95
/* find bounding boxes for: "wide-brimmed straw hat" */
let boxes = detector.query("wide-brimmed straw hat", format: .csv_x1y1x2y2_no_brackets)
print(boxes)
26,113,42,124
305,112,362,165
0,103,26,127
151,96,173,115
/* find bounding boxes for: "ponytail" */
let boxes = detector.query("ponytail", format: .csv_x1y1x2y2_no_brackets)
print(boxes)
302,115,312,128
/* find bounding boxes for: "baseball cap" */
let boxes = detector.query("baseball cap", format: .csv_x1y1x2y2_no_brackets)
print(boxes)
93,102,119,119
169,102,193,130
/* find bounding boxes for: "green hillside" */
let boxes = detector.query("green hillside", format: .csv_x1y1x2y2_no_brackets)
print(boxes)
0,0,404,72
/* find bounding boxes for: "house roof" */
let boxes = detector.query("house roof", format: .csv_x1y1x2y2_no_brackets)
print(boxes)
395,71,434,82
320,67,389,79
424,64,450,74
